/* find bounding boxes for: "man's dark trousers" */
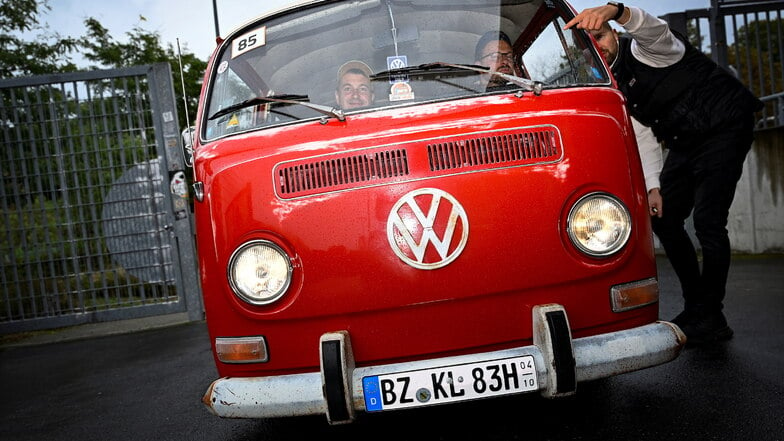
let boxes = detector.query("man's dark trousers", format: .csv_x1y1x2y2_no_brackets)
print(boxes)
651,115,755,314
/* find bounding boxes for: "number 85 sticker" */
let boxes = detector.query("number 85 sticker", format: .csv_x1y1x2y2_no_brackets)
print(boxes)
232,26,266,59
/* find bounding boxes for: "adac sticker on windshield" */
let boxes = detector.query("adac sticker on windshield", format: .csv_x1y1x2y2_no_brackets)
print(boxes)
389,82,415,102
232,26,266,59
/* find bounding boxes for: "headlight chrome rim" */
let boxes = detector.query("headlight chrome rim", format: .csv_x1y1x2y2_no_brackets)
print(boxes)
227,240,293,306
567,193,632,257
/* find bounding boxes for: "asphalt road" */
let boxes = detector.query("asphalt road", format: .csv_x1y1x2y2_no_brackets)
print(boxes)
1,255,782,441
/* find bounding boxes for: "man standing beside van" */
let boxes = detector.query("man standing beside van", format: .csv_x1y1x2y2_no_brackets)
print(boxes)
565,4,762,345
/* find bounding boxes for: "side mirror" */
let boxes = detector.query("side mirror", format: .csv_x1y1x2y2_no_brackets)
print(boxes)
182,126,195,167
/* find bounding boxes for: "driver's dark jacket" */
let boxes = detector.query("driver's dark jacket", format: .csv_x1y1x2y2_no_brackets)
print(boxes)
611,33,763,149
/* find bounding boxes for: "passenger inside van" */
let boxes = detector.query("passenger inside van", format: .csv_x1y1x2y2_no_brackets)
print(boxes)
335,60,375,109
474,31,517,89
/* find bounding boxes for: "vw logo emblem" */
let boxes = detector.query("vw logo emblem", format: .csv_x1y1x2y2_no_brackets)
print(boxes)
390,58,406,69
387,188,469,270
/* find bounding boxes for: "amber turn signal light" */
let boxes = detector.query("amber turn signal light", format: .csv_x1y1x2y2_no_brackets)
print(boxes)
611,278,659,312
215,336,268,363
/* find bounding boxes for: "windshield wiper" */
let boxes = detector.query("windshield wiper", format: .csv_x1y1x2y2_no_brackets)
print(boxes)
209,94,345,122
373,62,476,78
373,62,543,95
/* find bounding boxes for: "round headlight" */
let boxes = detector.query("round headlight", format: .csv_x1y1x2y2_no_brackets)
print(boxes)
567,193,631,257
228,240,292,305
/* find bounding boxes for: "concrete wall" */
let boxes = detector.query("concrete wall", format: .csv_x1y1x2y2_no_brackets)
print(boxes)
729,129,784,253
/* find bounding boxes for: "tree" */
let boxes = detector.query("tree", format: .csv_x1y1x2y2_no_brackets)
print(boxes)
0,1,206,129
730,18,783,98
78,17,206,129
0,0,79,77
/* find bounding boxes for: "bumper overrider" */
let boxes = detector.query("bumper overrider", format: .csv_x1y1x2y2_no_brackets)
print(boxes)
203,304,686,424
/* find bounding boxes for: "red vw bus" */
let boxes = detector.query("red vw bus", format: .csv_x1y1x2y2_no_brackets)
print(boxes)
193,0,685,424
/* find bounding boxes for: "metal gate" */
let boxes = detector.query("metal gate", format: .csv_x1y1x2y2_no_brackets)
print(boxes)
662,0,784,130
0,63,202,334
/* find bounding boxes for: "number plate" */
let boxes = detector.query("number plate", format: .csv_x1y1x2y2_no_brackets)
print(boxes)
362,356,537,411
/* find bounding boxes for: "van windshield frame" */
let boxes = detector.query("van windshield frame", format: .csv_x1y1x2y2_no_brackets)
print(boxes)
201,0,610,141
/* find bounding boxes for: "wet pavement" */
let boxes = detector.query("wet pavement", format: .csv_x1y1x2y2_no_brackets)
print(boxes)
1,255,782,441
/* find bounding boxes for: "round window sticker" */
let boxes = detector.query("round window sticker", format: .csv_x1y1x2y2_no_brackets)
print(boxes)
217,61,229,74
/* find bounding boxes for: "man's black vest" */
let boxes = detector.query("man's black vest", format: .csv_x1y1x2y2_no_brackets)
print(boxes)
612,32,762,148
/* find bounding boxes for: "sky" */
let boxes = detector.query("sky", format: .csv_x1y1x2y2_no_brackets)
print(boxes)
35,0,713,64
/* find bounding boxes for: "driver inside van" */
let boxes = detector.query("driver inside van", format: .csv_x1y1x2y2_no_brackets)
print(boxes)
474,31,516,89
335,60,375,109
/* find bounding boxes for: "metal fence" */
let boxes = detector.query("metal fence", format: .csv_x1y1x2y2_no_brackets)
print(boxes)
661,0,784,130
0,63,201,334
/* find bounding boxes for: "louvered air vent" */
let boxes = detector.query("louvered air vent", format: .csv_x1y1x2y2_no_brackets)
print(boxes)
427,127,560,171
275,126,562,199
277,149,409,197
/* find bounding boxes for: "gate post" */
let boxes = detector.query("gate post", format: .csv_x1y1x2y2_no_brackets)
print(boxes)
148,62,204,321
660,11,688,37
710,0,729,68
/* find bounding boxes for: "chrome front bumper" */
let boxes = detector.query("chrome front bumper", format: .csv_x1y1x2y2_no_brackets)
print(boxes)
203,304,686,424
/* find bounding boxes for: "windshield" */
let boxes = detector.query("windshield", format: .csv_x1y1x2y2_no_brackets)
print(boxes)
202,0,610,140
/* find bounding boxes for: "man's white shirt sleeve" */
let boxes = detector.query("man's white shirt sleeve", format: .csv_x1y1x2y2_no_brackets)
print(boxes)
622,6,685,68
617,7,679,190
632,117,662,192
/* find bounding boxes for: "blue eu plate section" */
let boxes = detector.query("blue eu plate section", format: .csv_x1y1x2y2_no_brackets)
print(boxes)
363,376,383,411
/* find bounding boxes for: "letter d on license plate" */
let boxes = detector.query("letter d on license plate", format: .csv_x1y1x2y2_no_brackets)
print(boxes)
363,355,537,411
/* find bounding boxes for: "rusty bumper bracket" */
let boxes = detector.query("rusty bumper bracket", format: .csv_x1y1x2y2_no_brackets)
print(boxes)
319,331,355,425
533,304,577,397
